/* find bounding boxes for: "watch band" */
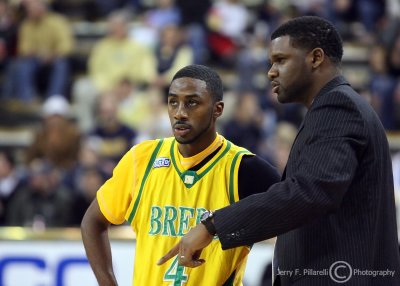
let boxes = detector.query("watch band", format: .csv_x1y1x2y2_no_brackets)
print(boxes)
200,210,216,236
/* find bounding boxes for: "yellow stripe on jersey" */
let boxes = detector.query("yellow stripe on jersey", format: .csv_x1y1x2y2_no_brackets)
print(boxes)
97,135,253,286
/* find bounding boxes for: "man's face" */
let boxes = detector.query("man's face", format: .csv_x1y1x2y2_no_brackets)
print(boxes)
268,36,312,104
108,17,127,39
25,0,46,20
168,77,218,145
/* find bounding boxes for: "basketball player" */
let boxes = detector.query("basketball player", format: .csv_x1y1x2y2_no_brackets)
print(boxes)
81,64,280,285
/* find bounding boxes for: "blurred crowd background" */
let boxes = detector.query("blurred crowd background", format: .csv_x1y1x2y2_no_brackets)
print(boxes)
0,0,399,229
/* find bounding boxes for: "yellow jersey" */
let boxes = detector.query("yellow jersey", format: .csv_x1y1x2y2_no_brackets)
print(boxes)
97,135,253,285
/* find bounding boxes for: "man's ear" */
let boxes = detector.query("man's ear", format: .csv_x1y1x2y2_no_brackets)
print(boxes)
310,48,324,69
213,101,224,119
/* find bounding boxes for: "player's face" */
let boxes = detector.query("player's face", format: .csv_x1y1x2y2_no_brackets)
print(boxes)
168,77,222,148
268,35,313,104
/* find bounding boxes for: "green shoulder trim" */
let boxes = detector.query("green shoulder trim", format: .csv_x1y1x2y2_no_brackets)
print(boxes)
222,270,236,286
228,149,252,204
127,139,164,223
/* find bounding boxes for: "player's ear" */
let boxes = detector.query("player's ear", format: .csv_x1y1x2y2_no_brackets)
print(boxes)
309,48,324,69
213,101,224,119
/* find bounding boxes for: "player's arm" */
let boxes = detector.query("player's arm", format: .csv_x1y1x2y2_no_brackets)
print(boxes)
157,155,281,267
81,198,118,286
238,155,281,199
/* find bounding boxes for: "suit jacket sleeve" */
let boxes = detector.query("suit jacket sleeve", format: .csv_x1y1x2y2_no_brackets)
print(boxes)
214,92,368,249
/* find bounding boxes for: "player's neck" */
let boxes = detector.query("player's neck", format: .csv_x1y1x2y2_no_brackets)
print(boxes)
178,133,219,158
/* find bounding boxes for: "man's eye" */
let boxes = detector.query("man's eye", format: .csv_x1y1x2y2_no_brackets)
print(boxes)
169,100,178,106
188,100,198,107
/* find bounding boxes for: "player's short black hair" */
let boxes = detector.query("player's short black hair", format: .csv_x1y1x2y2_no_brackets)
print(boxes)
271,16,343,64
172,64,223,102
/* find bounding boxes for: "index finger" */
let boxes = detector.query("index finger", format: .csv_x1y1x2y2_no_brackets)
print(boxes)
157,243,179,265
178,248,205,268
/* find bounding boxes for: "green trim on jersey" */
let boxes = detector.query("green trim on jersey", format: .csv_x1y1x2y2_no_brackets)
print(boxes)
222,270,236,286
229,150,251,204
128,139,164,223
170,139,232,188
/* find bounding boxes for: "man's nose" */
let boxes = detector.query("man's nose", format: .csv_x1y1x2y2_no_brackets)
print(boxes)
267,65,278,80
174,103,188,120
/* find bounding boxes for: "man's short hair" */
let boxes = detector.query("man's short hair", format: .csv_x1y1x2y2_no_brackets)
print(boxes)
271,16,343,64
172,65,223,102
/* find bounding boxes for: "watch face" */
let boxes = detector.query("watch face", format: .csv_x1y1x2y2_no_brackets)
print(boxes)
200,211,211,222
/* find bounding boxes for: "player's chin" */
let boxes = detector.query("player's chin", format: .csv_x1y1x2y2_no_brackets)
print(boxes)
277,93,289,104
174,136,191,144
174,133,196,145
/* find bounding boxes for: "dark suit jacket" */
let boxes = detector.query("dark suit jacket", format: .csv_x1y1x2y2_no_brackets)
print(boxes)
215,76,400,285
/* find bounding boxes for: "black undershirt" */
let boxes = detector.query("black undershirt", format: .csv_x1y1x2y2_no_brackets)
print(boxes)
189,146,281,199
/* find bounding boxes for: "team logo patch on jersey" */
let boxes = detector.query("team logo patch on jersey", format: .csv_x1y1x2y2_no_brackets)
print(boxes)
153,157,171,168
184,175,194,185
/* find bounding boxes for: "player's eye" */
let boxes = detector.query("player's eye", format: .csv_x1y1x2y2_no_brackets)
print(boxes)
187,100,198,107
168,99,178,107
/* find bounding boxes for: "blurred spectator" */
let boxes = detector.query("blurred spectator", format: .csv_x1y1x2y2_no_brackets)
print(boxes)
388,33,400,78
290,0,328,18
387,0,400,19
265,122,298,174
222,91,265,154
25,95,81,171
130,0,181,51
113,78,153,134
8,0,74,102
5,159,74,227
152,24,193,98
72,9,156,132
0,0,18,99
69,166,106,226
134,88,171,142
327,0,386,42
145,0,180,32
175,0,211,64
127,13,159,50
93,0,124,18
256,1,290,35
88,94,137,175
91,0,141,19
368,43,397,130
236,22,269,93
62,137,104,192
88,10,156,93
206,0,249,67
0,149,26,225
326,0,358,40
355,0,386,34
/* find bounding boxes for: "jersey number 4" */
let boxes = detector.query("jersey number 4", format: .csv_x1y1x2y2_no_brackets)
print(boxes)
164,256,188,285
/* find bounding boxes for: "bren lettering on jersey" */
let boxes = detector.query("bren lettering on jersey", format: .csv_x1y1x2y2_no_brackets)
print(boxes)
149,206,207,236
153,157,171,168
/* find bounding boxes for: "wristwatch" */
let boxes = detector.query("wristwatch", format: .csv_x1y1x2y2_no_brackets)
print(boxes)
200,210,216,236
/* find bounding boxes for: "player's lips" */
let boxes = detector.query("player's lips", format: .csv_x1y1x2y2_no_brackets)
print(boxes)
271,81,280,95
173,123,191,137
